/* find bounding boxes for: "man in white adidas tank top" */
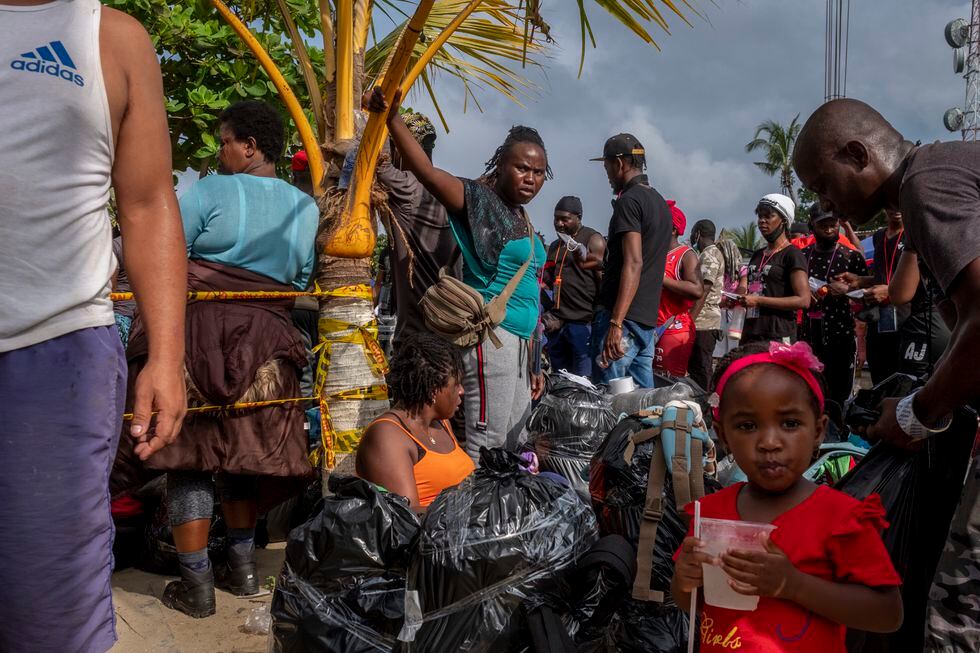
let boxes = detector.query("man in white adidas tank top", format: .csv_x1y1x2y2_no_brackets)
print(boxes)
0,2,187,651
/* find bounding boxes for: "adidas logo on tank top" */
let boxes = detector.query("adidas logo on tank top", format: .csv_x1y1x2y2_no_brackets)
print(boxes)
9,40,84,87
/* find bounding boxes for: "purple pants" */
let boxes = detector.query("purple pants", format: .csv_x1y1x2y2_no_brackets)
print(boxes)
0,326,126,653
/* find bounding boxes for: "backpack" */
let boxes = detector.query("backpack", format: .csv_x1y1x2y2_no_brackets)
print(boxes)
421,210,535,349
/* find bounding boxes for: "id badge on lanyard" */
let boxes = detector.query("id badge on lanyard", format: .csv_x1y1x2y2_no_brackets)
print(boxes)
747,280,762,319
878,305,898,333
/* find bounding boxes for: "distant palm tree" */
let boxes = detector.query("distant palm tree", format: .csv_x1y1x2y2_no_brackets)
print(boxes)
745,115,802,205
724,222,763,253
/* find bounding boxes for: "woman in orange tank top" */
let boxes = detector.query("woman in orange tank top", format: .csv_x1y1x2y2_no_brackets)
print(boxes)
356,333,474,511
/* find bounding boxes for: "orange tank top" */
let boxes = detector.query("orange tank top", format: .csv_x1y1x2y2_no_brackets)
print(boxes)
371,416,475,507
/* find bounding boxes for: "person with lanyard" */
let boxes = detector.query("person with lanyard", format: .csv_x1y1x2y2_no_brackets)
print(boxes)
368,88,547,460
590,133,672,388
886,236,951,377
837,210,949,383
800,205,869,409
688,219,726,389
732,194,810,345
654,200,703,377
542,196,605,377
356,332,474,512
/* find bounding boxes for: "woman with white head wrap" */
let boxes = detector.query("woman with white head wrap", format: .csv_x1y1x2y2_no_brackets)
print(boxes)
730,193,811,345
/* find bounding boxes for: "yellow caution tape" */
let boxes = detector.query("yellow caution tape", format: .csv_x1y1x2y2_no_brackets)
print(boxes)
110,284,373,303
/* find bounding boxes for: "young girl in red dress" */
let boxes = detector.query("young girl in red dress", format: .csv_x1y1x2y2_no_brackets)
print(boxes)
672,340,903,652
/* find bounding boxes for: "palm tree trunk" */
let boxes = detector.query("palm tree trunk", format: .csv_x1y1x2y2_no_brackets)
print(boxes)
315,255,387,478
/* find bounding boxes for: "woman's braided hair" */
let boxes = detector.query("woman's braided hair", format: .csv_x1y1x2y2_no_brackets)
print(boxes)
482,125,554,182
388,332,464,414
711,341,827,418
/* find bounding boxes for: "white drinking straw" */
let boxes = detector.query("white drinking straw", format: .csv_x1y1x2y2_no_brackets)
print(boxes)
688,499,701,653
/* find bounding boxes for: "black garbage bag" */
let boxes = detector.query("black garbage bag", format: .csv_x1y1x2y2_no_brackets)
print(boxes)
590,401,721,652
270,476,420,653
399,448,598,652
837,410,975,653
565,534,637,651
527,376,618,502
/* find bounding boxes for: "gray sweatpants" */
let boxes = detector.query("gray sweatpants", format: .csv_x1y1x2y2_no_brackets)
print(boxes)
460,328,531,461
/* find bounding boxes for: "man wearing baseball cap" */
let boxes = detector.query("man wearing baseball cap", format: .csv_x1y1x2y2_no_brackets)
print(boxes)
542,195,606,376
590,133,671,388
799,205,869,407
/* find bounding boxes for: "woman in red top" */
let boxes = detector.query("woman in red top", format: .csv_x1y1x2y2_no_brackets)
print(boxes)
655,200,703,377
356,332,474,512
672,341,902,651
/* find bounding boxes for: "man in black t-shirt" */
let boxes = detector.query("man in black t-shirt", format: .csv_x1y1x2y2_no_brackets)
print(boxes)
795,98,980,651
542,196,606,377
800,207,868,407
589,133,671,388
735,193,810,344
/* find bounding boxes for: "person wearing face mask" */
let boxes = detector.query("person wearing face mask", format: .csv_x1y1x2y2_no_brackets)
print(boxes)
542,196,606,377
370,88,548,460
733,194,810,344
800,205,869,408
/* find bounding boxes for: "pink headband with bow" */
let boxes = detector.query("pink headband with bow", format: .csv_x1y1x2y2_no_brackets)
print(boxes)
712,341,825,420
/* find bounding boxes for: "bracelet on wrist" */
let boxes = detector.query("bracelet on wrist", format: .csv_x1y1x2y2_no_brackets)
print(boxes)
609,320,623,329
897,390,953,440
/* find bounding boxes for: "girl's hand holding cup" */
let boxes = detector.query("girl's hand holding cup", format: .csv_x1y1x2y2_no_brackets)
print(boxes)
674,536,717,593
720,535,800,599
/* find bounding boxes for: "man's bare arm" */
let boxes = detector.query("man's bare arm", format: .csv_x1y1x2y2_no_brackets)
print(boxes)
104,9,187,458
577,232,606,271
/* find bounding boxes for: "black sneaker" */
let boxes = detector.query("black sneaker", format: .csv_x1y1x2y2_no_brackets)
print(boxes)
215,560,260,596
162,575,216,618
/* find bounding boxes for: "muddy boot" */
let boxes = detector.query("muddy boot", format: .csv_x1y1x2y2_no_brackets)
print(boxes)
162,564,216,618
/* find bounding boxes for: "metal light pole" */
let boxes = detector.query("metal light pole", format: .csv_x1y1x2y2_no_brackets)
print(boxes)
943,4,980,140
965,0,980,140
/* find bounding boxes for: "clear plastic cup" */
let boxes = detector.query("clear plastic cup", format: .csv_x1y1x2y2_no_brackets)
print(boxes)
699,517,776,611
726,306,746,341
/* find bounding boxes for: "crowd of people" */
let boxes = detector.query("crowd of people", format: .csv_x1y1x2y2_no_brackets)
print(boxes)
2,2,979,652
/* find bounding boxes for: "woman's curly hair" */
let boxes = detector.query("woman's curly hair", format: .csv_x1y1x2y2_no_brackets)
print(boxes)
218,100,285,163
388,332,464,413
711,341,827,418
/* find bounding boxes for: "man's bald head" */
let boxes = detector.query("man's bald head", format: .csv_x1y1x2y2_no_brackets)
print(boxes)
794,99,912,225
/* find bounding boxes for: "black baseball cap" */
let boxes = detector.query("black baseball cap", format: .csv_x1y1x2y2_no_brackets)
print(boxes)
809,203,837,223
589,133,646,161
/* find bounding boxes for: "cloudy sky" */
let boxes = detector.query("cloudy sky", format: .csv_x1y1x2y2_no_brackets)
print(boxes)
397,0,971,240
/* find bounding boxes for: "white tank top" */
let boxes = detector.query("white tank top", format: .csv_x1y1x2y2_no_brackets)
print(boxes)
0,0,115,352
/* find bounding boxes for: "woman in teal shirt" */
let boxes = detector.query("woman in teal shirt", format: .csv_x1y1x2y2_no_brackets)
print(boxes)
369,88,547,459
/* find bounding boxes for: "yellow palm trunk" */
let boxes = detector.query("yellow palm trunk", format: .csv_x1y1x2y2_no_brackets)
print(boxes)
325,0,438,258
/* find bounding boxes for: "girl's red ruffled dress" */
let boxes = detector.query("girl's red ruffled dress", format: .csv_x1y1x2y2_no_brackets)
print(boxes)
676,484,901,652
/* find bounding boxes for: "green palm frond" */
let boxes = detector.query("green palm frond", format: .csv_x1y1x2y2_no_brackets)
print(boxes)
552,0,704,76
745,114,802,203
365,0,548,118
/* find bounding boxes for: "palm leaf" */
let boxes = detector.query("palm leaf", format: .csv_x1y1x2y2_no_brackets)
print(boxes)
364,0,547,110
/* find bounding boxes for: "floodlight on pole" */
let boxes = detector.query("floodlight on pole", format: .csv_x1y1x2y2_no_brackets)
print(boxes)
943,5,980,141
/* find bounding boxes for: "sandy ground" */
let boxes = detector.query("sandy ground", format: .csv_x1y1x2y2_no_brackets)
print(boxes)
109,543,286,653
